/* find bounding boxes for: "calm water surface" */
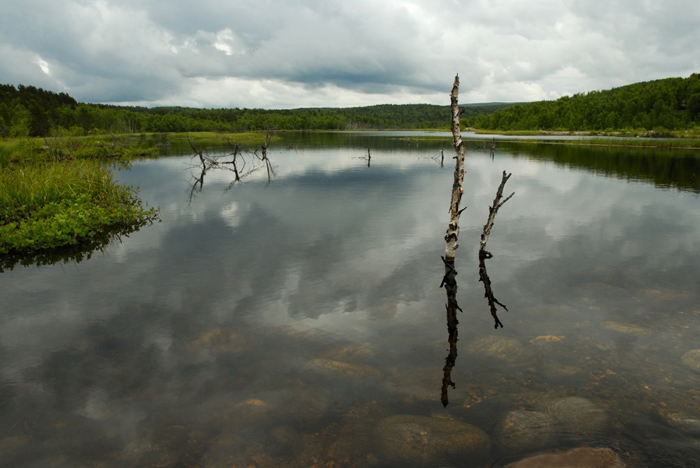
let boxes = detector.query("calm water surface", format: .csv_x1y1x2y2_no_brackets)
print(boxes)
2,132,700,467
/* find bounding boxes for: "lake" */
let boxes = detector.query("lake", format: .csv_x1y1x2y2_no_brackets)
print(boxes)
2,132,700,467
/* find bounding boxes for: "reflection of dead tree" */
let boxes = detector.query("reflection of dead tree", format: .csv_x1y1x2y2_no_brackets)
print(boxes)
222,139,245,182
189,165,207,201
186,132,276,200
440,256,461,407
357,148,371,167
479,171,514,329
252,129,276,182
440,74,468,407
187,135,214,202
422,149,445,167
431,148,445,167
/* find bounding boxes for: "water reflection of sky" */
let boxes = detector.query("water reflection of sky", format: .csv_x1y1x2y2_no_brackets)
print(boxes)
2,138,700,466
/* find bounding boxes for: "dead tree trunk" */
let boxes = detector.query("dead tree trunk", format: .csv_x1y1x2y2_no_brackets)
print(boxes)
445,75,467,261
252,128,276,183
478,171,514,328
224,139,244,182
359,148,372,167
440,74,467,407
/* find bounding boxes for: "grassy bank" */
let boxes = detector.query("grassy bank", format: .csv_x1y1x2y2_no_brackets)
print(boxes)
0,130,276,267
466,127,700,149
0,136,160,266
400,129,700,150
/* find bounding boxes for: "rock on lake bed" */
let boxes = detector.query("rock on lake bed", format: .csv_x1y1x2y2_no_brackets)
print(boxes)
375,415,490,465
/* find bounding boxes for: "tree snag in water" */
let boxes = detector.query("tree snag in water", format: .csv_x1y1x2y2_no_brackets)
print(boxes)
440,74,467,407
445,75,467,262
362,148,371,167
479,170,514,328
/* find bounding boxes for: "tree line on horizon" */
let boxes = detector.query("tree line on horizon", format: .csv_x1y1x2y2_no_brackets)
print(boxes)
2,74,700,138
0,84,509,137
464,74,700,133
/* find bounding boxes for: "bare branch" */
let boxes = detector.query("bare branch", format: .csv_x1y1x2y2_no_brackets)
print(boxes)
478,171,514,328
479,171,514,251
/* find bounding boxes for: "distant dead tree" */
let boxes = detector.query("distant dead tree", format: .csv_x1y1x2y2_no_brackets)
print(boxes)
252,128,276,182
186,132,276,200
222,139,245,182
187,135,214,202
354,148,372,167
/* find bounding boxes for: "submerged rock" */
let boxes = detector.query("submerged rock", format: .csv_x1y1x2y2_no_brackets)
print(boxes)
310,358,382,378
681,349,700,372
321,342,376,361
384,367,440,403
539,362,585,383
186,327,249,356
466,335,525,362
497,410,557,453
505,447,625,468
657,408,700,436
547,397,608,436
375,415,490,465
600,321,651,336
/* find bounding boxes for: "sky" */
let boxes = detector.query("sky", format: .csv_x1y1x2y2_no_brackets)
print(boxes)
1,0,699,109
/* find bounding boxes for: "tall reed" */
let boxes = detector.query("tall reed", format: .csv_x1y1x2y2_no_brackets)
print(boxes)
1,160,115,219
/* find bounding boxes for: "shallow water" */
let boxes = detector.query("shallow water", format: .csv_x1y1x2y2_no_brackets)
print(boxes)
2,132,700,467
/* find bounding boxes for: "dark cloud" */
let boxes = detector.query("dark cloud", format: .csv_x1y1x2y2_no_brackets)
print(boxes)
0,0,698,107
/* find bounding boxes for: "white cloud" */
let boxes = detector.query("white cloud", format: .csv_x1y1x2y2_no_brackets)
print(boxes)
34,56,51,75
0,0,698,108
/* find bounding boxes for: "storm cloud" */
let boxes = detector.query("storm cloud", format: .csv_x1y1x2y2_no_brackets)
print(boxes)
1,0,698,108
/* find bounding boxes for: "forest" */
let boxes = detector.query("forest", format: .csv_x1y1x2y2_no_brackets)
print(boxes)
2,75,700,137
0,84,509,137
464,74,700,133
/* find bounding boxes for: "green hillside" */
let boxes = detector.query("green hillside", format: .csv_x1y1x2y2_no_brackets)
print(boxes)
466,74,700,133
0,85,513,137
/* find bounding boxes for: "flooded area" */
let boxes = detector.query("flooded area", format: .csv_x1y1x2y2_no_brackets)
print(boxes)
2,132,700,467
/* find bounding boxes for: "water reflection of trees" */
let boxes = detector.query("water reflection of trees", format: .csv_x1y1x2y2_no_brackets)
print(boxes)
503,142,700,193
0,223,146,272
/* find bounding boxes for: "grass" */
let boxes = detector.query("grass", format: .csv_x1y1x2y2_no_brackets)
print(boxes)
0,137,160,264
0,130,274,264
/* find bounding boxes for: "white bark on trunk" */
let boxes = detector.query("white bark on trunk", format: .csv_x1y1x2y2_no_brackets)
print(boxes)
445,75,467,261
